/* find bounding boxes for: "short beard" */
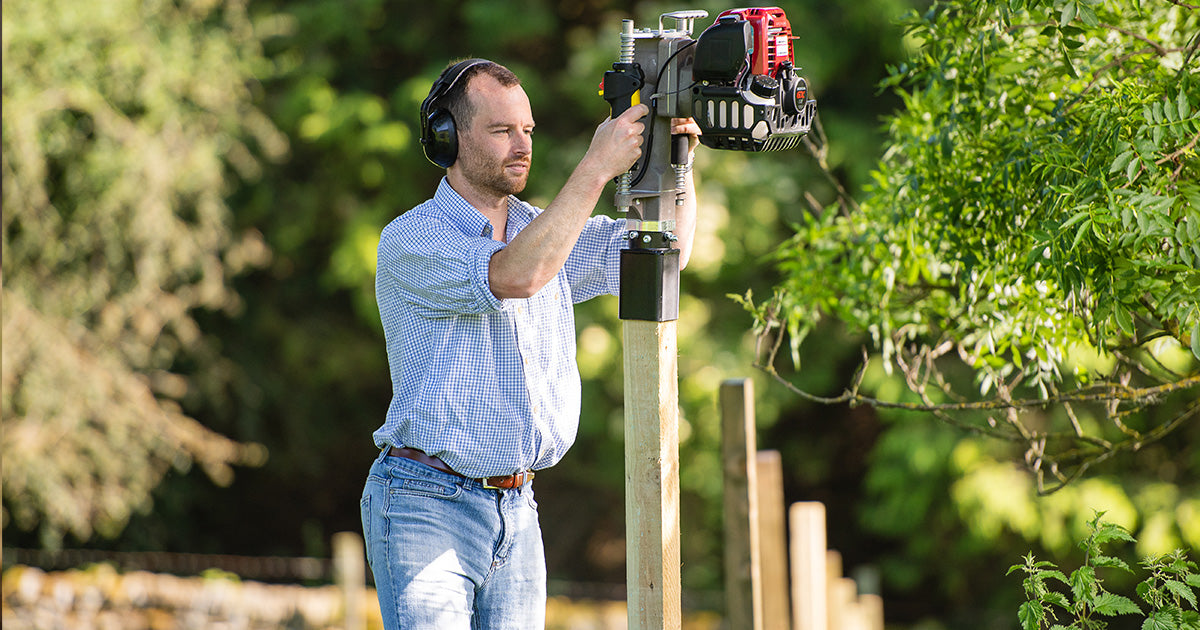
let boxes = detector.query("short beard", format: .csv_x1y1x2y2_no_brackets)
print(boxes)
458,149,528,198
476,167,527,198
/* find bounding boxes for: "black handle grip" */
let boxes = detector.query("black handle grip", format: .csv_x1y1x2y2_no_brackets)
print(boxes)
671,134,690,165
602,63,644,119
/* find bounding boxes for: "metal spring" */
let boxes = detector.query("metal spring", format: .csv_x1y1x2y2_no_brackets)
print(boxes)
619,20,635,63
674,165,687,205
615,19,636,209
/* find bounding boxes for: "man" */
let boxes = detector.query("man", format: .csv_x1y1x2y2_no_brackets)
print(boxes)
360,58,699,629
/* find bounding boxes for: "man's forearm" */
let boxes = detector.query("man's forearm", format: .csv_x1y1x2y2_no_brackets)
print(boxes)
676,166,697,269
488,161,611,299
489,105,649,300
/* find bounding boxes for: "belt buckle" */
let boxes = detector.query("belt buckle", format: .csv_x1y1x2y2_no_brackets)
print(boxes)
483,471,533,490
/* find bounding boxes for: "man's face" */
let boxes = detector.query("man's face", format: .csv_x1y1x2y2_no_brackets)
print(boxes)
454,75,534,197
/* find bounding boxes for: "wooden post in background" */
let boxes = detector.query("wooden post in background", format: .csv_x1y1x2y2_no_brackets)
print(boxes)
825,551,843,630
860,593,885,630
623,320,681,630
789,502,827,630
828,574,857,630
333,531,365,630
721,379,762,630
756,451,791,630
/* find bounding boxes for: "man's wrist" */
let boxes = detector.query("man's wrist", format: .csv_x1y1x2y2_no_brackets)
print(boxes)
574,155,616,192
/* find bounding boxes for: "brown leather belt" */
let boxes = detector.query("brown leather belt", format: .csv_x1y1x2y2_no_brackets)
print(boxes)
388,446,534,490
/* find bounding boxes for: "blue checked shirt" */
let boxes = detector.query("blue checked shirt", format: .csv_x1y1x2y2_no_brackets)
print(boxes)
372,178,627,478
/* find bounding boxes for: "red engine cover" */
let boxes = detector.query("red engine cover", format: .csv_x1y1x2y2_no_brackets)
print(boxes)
716,7,794,77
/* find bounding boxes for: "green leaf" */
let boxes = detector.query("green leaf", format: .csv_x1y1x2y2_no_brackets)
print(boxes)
1165,97,1180,123
1060,41,1079,78
1072,566,1098,602
1019,600,1044,630
1060,1,1078,26
1166,579,1198,608
1114,304,1135,336
1046,570,1070,584
1062,210,1090,229
1094,556,1134,572
1077,4,1100,26
1094,591,1141,616
1111,149,1137,174
1127,153,1141,180
1191,321,1200,362
1180,89,1193,119
1073,217,1093,250
1144,607,1184,630
1045,591,1072,609
1094,523,1137,545
1139,581,1154,602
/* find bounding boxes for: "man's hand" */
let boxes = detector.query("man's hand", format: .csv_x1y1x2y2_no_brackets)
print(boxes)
670,117,702,156
580,104,650,182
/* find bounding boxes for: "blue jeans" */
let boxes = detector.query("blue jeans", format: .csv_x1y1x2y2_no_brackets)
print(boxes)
360,449,546,630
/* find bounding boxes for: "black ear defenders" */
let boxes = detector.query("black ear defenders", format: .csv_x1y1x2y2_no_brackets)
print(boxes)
419,58,490,168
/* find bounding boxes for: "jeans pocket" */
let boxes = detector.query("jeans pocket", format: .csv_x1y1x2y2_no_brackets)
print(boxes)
394,476,464,500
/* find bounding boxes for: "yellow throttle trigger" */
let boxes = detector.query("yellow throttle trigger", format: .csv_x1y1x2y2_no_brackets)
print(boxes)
601,63,644,119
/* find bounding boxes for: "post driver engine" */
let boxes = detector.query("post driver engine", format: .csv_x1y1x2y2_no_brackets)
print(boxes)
599,7,817,322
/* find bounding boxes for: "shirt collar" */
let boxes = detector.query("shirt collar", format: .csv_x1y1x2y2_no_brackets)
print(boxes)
434,177,537,239
434,177,494,238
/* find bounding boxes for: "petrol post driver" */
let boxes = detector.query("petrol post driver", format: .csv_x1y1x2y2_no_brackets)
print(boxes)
599,7,817,321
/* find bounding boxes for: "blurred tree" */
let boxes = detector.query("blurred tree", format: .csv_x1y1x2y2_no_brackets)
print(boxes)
1,0,283,546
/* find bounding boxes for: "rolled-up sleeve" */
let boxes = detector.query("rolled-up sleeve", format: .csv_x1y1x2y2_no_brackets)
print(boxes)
378,213,506,316
564,214,627,304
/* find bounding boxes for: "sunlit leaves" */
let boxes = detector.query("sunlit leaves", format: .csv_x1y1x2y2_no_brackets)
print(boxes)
764,0,1198,410
1011,515,1200,629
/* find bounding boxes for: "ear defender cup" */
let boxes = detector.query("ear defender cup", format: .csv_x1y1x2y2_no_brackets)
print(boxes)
422,108,458,168
420,58,490,168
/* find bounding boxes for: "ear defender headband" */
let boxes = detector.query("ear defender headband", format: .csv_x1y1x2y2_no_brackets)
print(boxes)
420,58,490,168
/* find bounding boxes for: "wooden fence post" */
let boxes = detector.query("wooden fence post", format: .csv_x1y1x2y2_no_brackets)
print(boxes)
860,593,885,630
623,320,682,630
756,451,791,630
825,551,843,630
789,502,827,630
717,384,885,630
333,531,365,630
721,378,762,630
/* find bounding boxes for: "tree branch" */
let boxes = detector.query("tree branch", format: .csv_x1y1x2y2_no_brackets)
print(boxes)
754,315,1200,494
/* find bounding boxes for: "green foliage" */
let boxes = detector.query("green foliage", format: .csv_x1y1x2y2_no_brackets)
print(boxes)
1009,513,1200,630
2,0,278,546
15,1,1198,626
756,0,1199,492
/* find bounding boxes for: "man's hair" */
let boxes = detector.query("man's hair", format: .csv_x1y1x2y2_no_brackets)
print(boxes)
438,61,520,131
